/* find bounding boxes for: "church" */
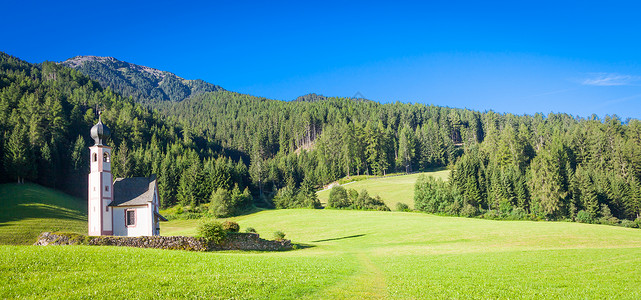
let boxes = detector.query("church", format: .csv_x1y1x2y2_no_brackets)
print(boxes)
88,115,167,237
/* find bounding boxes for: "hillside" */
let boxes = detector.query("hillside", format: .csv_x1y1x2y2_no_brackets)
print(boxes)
4,209,640,298
3,51,641,225
0,183,86,245
316,170,450,208
59,55,224,103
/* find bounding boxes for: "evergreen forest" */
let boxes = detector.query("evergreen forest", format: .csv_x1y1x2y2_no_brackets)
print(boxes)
2,51,641,224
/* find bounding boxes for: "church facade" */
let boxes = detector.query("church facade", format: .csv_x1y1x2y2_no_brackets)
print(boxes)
88,116,166,237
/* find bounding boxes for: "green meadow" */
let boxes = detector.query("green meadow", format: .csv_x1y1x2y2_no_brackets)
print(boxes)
316,170,450,208
0,183,86,245
3,182,641,298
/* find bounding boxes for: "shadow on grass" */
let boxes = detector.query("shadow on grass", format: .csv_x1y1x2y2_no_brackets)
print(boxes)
0,203,86,224
311,234,366,243
291,243,316,250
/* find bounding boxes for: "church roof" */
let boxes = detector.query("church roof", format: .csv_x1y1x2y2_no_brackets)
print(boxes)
109,175,157,207
90,113,110,146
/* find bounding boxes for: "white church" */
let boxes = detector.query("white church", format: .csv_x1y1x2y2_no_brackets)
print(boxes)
88,115,167,237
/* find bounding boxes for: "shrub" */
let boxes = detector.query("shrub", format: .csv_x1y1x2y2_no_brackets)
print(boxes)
197,220,227,244
460,204,478,217
245,227,257,233
576,210,593,223
621,219,638,228
328,185,351,208
507,207,528,220
483,209,502,219
222,221,240,232
353,189,390,211
396,202,410,212
273,230,286,241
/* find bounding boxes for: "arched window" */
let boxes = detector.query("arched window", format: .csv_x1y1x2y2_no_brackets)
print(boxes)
103,152,110,162
93,153,98,162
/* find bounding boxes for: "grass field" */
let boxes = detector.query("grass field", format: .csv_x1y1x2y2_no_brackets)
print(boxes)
316,170,450,208
4,183,641,298
4,209,641,298
0,183,86,245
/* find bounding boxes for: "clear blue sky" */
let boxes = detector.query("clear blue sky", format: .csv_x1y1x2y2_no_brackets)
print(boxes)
3,1,641,119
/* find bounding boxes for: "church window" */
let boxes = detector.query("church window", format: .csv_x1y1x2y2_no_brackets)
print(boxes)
105,186,109,192
126,210,136,227
103,153,110,162
93,153,97,162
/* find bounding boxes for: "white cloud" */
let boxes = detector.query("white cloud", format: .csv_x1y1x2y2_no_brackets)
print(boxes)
582,73,641,86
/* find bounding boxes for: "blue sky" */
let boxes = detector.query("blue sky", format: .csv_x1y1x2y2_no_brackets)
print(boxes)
3,1,641,118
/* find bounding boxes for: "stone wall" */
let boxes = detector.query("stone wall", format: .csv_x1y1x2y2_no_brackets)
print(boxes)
34,232,292,252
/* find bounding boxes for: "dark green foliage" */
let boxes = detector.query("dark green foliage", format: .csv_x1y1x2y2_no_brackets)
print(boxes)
415,114,641,226
209,186,253,218
395,202,410,212
273,177,321,209
222,221,240,233
353,189,390,211
328,185,350,208
245,227,257,233
415,175,462,215
197,220,227,244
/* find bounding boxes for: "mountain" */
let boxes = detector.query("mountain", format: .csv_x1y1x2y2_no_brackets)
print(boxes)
293,93,328,102
293,93,372,103
59,56,224,103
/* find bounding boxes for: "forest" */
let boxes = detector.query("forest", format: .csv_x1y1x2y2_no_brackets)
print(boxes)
2,51,641,224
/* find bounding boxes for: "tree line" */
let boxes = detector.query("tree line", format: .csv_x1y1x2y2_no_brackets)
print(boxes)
415,113,641,224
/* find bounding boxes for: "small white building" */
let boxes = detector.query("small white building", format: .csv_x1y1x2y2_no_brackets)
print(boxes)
87,115,166,237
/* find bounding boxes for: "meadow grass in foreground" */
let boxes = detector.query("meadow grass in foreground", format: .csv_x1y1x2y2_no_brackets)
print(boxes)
0,245,356,299
0,183,86,245
4,209,641,298
316,170,450,209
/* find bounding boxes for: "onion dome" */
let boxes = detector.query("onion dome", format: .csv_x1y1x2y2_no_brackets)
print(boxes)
90,113,110,145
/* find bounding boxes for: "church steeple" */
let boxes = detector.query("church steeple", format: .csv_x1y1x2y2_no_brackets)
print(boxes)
88,113,114,236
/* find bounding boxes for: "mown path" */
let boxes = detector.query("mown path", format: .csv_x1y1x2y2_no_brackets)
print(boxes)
312,252,387,299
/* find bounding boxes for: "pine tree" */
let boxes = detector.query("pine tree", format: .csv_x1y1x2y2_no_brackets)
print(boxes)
4,125,31,183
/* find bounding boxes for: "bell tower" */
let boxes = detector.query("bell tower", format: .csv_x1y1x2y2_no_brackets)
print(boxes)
88,113,113,236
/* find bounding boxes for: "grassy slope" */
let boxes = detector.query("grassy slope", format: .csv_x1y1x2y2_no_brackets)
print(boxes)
0,183,87,245
3,189,641,298
316,170,450,208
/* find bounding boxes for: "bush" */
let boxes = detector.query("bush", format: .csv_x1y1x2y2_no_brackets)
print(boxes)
197,220,227,244
273,230,286,241
245,227,257,233
222,221,240,232
328,185,351,208
621,219,638,228
507,207,528,220
396,202,410,212
460,204,478,217
576,210,593,223
353,189,390,211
